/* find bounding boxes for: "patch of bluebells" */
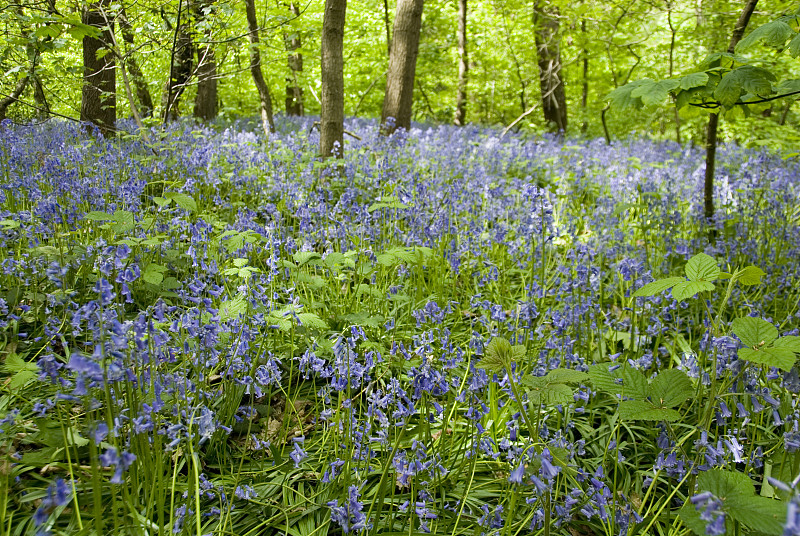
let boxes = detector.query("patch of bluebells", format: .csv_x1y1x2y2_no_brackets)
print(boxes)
1,118,799,536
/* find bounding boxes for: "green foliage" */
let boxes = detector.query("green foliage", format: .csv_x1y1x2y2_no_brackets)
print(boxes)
520,368,589,405
732,317,800,370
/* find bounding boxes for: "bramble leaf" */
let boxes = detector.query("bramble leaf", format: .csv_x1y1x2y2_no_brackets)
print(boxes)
731,317,778,348
672,280,715,301
633,277,685,297
684,253,720,281
649,369,693,408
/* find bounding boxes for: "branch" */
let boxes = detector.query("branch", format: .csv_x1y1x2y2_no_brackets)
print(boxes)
688,89,800,109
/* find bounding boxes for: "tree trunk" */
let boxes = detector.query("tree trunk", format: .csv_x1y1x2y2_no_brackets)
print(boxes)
162,0,194,123
32,76,49,119
703,0,758,223
533,0,566,133
320,0,346,158
119,6,154,118
381,0,424,135
284,2,304,116
194,0,218,120
454,0,467,126
245,0,275,136
81,0,116,136
581,19,588,133
382,0,392,55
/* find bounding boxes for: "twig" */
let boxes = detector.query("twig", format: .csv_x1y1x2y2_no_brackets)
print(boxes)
500,104,538,138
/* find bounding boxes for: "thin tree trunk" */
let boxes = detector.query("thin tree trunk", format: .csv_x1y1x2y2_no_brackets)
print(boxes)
533,0,566,133
119,6,154,117
245,0,275,135
194,0,218,120
81,0,116,136
666,1,681,144
581,19,588,133
162,0,194,123
0,76,30,122
321,0,346,158
383,0,392,56
381,0,424,135
32,76,49,119
454,0,467,126
284,2,304,116
704,0,758,223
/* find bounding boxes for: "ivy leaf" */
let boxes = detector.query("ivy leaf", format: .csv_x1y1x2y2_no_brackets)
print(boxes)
732,317,779,348
672,280,715,301
649,369,693,408
685,253,720,281
633,277,685,297
737,265,765,286
679,71,709,90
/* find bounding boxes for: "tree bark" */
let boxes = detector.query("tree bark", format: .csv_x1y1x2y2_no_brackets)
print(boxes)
119,6,154,118
81,0,116,136
381,0,424,135
454,0,467,126
162,0,194,123
283,2,304,116
703,0,758,223
194,0,218,120
533,0,566,133
245,0,276,136
320,0,346,158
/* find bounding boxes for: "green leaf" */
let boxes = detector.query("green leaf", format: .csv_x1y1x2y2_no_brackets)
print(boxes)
698,468,755,498
524,378,575,405
649,369,693,408
545,369,589,384
619,401,682,422
672,280,715,301
736,19,795,52
777,79,800,94
111,210,135,234
685,253,720,281
679,500,716,536
142,263,167,285
738,347,796,371
630,79,680,106
296,312,328,330
606,80,648,109
731,317,779,348
679,71,709,90
292,251,322,267
715,70,744,108
587,365,621,395
220,294,248,321
790,33,800,57
727,494,786,535
84,210,115,221
153,196,171,207
620,367,649,400
164,192,197,213
737,266,765,286
633,277,685,297
774,336,800,353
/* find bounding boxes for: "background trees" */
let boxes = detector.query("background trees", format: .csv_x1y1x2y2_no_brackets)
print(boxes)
0,0,797,149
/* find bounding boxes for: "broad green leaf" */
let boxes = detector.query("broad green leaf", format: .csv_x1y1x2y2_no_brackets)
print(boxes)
84,210,115,221
679,500,718,536
672,280,715,301
715,70,744,108
111,210,135,234
737,265,765,286
607,80,648,109
220,294,248,321
736,19,795,52
164,192,197,212
480,337,513,373
3,353,39,374
679,71,709,90
698,468,755,498
142,263,166,285
777,79,800,94
343,311,384,328
293,251,322,266
649,369,693,408
731,317,779,348
9,369,37,389
296,312,328,330
685,253,720,281
545,369,589,384
790,33,800,57
727,494,786,535
618,400,681,421
630,79,680,106
153,196,171,207
738,347,795,371
633,276,685,297
620,367,649,400
774,336,800,352
524,379,574,406
0,219,20,229
587,365,621,395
